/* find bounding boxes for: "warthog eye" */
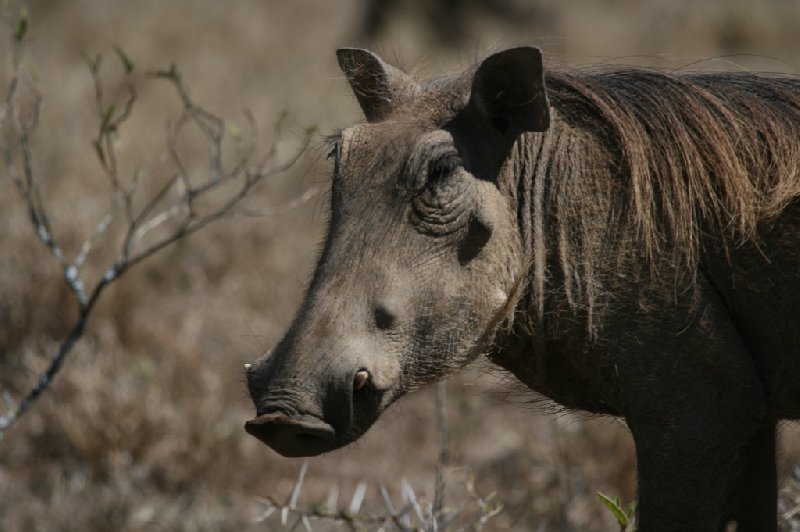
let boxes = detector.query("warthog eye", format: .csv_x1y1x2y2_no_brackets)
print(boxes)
427,153,461,184
411,150,471,235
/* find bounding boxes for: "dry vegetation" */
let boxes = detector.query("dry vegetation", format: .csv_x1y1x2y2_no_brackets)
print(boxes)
0,1,799,530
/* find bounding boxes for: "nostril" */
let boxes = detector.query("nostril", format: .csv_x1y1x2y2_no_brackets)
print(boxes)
374,305,396,330
295,432,322,443
354,369,370,391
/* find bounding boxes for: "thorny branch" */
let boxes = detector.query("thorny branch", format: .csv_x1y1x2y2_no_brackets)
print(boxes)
255,463,503,531
0,8,315,434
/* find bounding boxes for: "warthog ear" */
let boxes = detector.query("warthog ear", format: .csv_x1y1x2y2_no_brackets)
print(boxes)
337,48,419,123
470,47,550,134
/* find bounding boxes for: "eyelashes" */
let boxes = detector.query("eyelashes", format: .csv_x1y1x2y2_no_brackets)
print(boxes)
427,153,462,184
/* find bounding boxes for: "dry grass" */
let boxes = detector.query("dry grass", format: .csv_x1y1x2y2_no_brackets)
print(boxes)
0,1,799,530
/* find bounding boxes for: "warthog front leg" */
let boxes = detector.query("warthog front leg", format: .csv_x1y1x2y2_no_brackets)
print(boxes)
628,413,773,531
619,283,772,531
719,423,777,532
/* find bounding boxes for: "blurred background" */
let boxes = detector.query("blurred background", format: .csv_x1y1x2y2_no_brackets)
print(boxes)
0,0,799,530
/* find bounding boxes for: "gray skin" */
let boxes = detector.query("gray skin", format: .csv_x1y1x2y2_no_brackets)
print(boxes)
245,47,800,531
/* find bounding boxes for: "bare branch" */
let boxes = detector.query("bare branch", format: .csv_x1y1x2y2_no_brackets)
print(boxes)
0,11,313,435
0,270,113,432
231,185,320,218
123,125,314,271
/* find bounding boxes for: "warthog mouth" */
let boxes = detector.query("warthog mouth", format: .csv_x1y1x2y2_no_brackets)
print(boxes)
244,412,337,457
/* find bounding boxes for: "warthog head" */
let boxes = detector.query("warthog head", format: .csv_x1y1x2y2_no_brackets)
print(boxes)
245,47,550,457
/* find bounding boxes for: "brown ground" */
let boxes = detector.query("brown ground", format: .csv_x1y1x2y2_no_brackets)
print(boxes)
1,1,799,530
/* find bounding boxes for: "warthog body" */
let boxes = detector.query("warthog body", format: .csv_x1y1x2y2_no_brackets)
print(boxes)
246,47,800,530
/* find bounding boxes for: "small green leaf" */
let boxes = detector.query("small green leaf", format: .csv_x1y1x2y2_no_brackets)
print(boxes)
597,492,629,526
93,140,105,164
225,121,241,141
14,7,28,42
113,45,134,74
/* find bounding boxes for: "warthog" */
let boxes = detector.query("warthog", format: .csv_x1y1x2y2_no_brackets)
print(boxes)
245,47,800,530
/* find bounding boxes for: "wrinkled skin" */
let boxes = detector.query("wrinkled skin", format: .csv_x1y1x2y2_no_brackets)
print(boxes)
245,48,800,531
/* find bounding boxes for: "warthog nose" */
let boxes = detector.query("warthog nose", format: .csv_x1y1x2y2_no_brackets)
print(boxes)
244,412,336,457
353,369,370,391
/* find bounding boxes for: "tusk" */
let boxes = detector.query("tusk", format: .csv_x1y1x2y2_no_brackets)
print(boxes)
244,363,252,369
353,370,370,391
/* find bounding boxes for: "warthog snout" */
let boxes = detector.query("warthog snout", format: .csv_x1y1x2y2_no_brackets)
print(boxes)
245,349,388,457
245,369,372,456
244,412,335,458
